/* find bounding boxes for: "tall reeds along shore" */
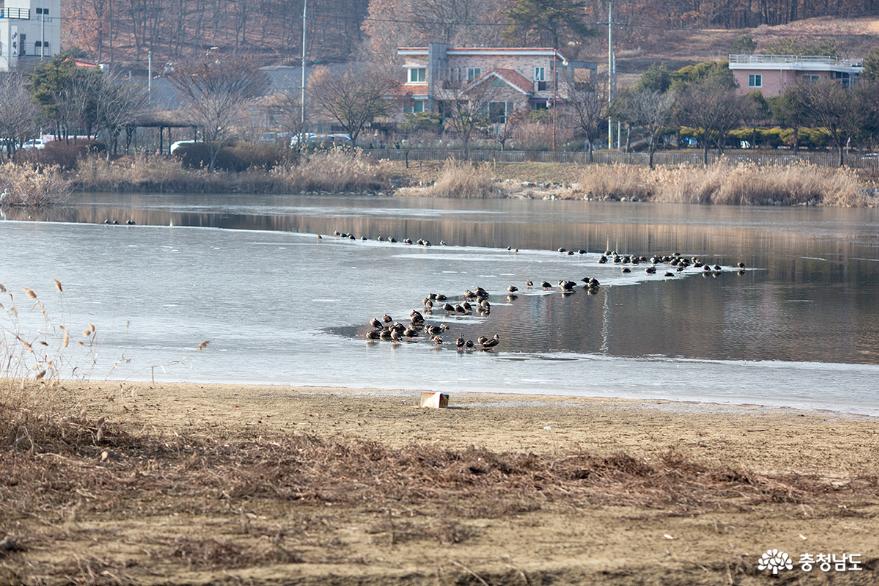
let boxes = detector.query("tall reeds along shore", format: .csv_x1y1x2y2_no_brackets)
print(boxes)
0,163,69,207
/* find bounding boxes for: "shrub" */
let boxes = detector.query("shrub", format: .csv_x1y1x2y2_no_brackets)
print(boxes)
18,140,106,170
0,162,70,207
512,122,573,151
174,142,289,172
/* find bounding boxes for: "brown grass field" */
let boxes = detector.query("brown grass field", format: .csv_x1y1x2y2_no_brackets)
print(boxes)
2,382,878,584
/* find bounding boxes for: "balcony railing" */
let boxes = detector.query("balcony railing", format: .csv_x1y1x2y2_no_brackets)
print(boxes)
0,7,31,19
729,54,862,67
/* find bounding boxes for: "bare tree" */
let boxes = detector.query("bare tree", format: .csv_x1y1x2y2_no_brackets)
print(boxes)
770,82,810,153
269,90,305,137
613,88,676,168
441,80,498,159
309,64,397,146
56,70,103,142
802,79,861,167
0,74,40,159
94,74,149,157
170,58,269,169
415,0,473,43
677,77,746,165
564,74,607,162
493,105,527,151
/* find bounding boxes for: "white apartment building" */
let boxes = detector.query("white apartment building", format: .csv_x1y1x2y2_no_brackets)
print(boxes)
0,0,61,72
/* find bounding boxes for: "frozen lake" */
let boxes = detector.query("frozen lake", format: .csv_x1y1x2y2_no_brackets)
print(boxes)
2,194,878,415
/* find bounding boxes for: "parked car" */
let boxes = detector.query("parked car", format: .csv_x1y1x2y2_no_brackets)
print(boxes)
258,132,293,144
170,140,196,154
22,138,46,150
289,133,353,149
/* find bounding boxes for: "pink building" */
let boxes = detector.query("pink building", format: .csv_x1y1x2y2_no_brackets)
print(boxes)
728,54,864,97
396,44,583,122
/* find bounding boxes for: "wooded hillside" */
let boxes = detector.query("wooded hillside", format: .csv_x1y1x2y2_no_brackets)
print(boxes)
61,0,879,68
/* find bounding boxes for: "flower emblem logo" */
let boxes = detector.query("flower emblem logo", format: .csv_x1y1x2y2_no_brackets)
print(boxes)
758,549,794,575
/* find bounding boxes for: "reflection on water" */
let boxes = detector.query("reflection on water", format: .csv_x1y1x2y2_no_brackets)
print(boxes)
2,193,878,413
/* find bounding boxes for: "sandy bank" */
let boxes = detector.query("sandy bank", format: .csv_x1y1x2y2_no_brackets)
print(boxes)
2,382,877,584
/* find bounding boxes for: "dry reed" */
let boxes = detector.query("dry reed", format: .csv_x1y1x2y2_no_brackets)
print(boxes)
0,162,70,207
71,149,395,194
400,159,504,199
571,162,868,207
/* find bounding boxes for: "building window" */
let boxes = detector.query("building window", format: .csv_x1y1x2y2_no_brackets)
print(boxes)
467,67,482,81
35,7,49,15
803,74,820,83
408,67,426,83
534,67,545,81
404,99,427,114
748,74,762,88
489,101,508,124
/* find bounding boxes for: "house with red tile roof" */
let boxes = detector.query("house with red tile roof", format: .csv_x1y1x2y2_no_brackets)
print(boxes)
395,44,574,123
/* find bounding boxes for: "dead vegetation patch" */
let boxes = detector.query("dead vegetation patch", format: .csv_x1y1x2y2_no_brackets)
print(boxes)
3,386,879,583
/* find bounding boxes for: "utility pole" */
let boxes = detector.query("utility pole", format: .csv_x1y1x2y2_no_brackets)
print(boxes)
300,0,307,131
40,11,45,59
607,0,614,150
147,49,152,104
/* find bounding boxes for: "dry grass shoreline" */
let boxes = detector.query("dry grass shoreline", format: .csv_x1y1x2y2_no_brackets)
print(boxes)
2,381,878,584
3,155,876,208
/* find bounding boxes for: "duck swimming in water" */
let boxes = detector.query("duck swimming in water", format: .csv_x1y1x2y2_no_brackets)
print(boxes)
526,280,533,288
369,317,382,329
541,281,552,289
507,285,518,293
366,330,381,340
481,334,500,349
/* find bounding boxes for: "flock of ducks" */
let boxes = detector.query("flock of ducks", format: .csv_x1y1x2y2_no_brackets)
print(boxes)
335,230,747,353
103,218,136,225
366,306,501,352
321,230,450,247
